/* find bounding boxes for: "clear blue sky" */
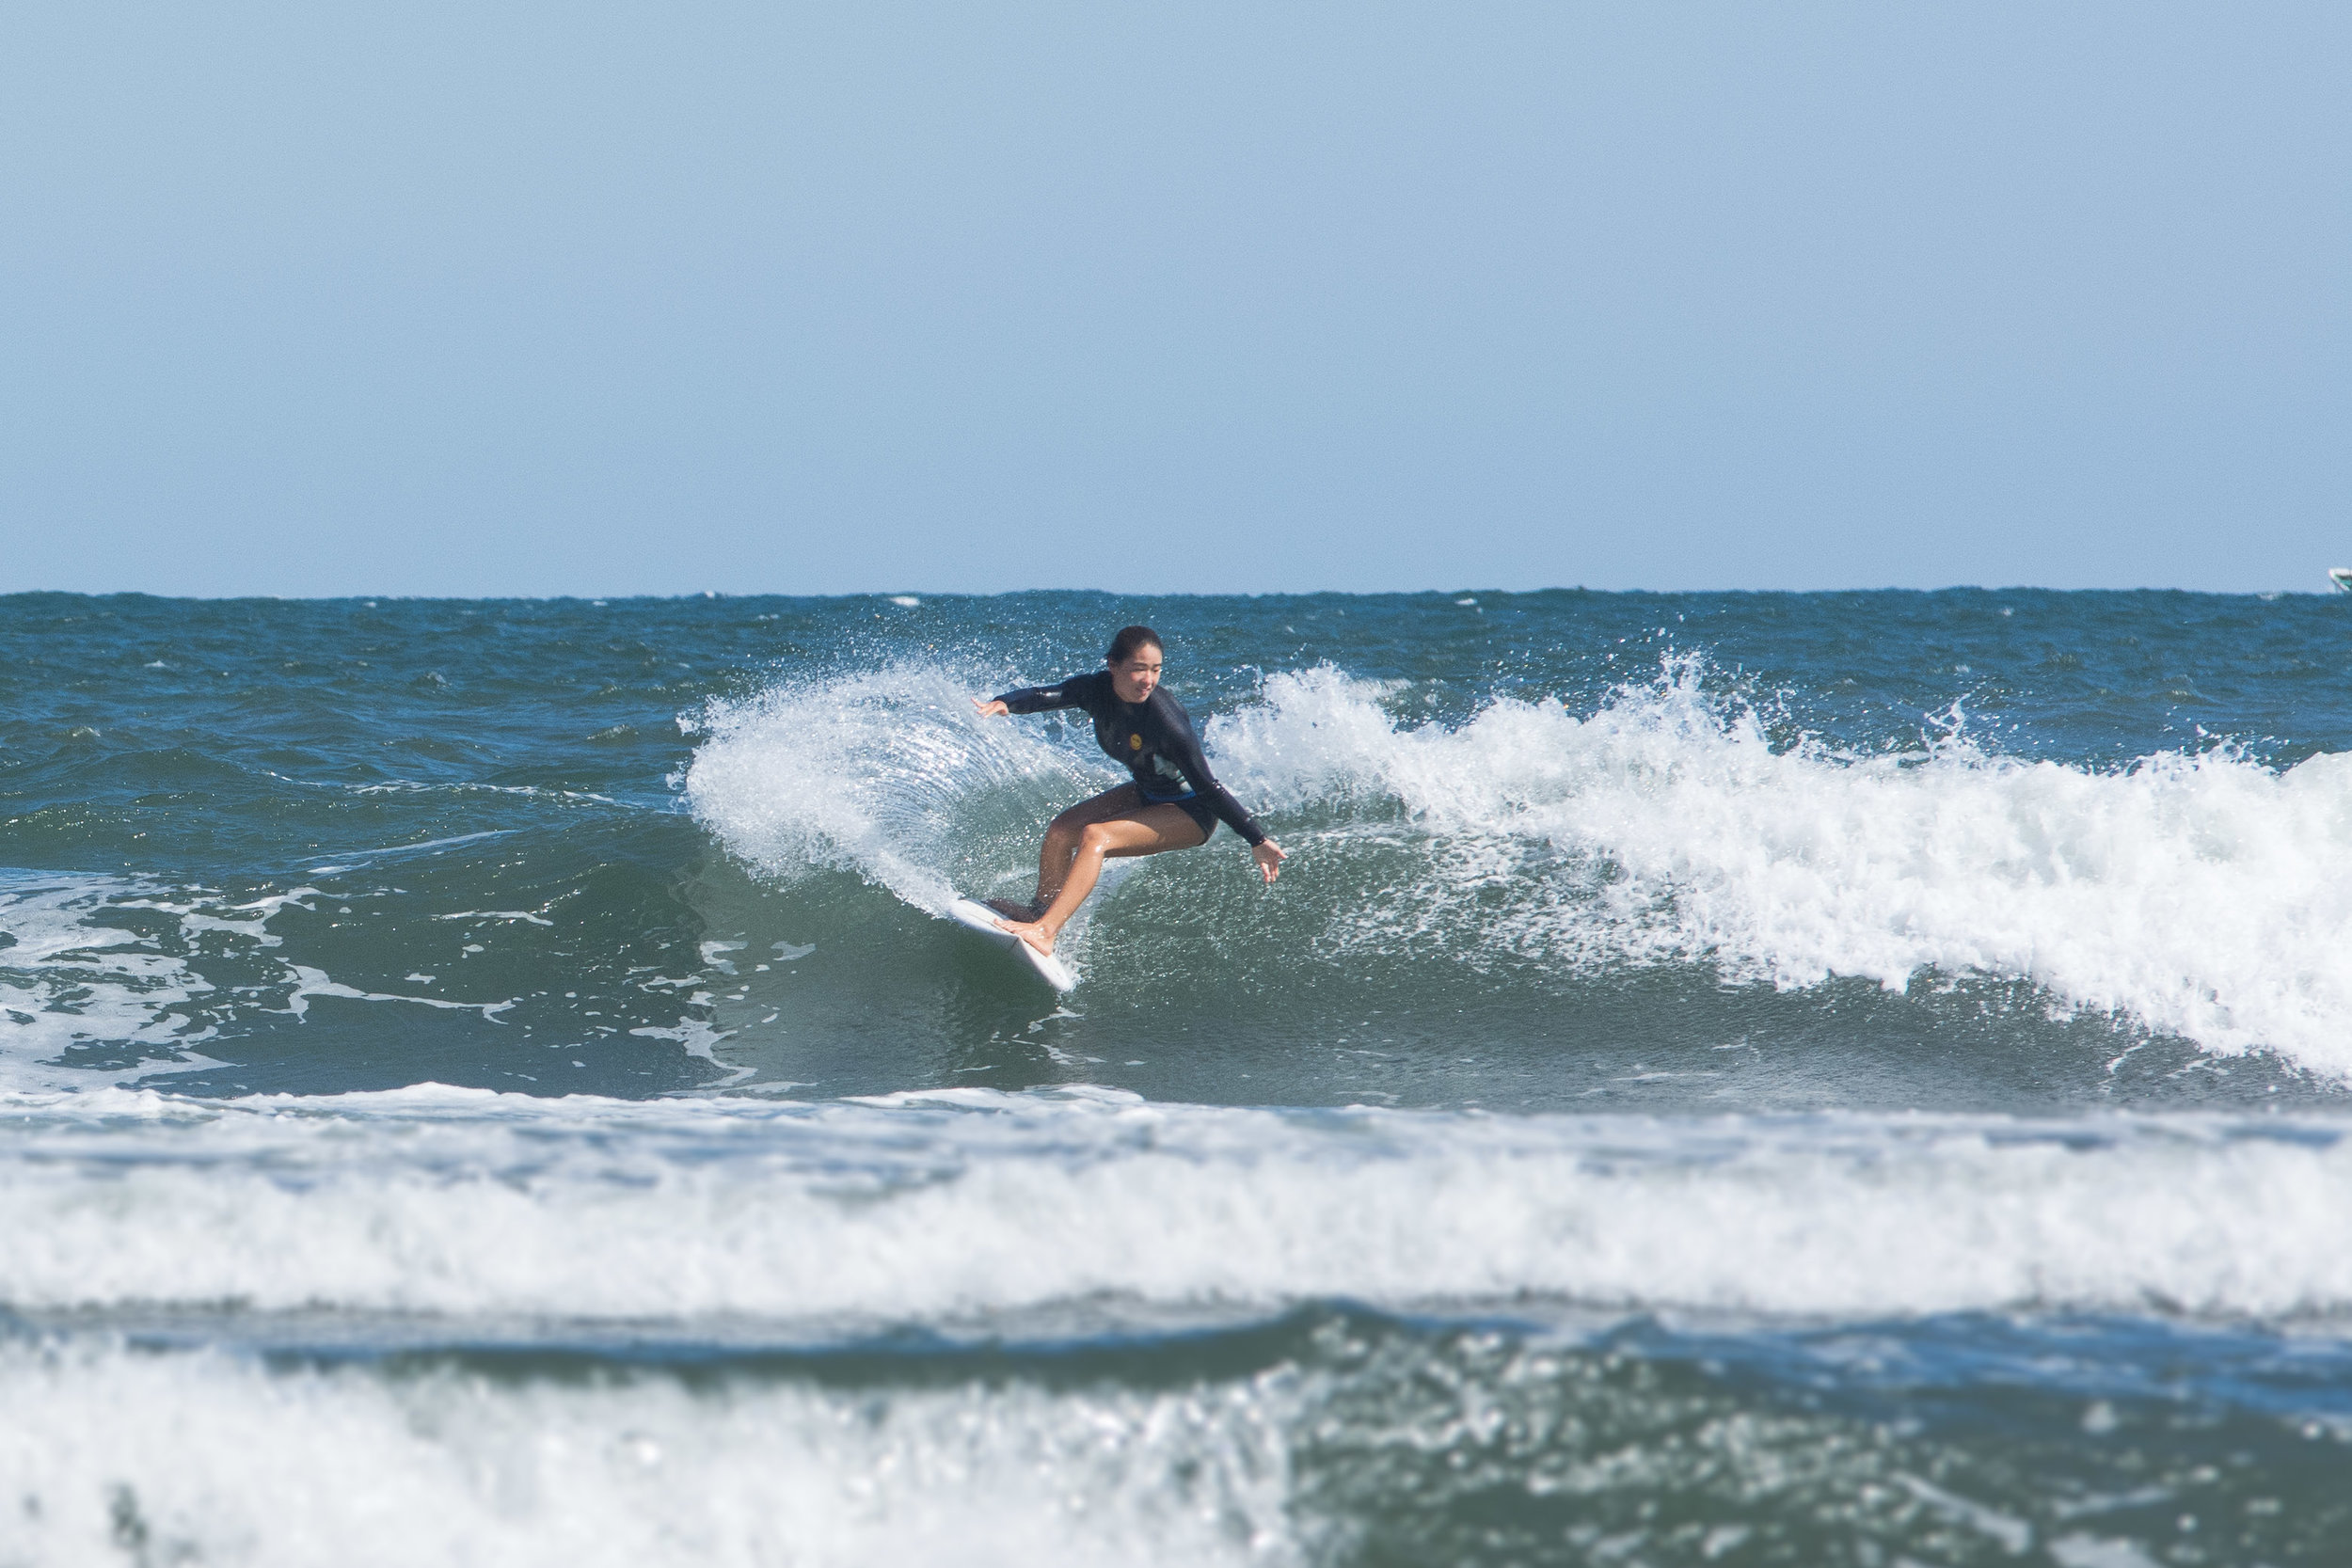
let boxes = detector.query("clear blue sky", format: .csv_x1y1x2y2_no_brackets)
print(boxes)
3,3,2345,596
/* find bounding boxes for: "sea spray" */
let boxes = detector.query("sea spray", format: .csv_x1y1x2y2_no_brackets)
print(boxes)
685,663,1106,913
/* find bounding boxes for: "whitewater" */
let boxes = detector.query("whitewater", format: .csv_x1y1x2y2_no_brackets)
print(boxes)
7,1085,2352,1322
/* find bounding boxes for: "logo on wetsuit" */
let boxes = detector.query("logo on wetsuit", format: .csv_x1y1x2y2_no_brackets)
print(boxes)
1129,734,1142,750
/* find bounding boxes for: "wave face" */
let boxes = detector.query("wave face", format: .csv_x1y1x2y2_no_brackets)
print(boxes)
686,645,2352,1100
12,588,2352,1564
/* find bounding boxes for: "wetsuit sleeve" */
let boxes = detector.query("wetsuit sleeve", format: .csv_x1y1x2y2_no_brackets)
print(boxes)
992,673,1097,715
1158,705,1269,847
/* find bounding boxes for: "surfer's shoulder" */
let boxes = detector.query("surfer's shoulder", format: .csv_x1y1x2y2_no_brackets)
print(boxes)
1147,686,1196,730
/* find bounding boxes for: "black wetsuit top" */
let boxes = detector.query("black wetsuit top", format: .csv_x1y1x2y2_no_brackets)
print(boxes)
992,672,1268,846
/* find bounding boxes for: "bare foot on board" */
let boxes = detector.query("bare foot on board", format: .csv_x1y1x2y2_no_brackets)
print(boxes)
991,916,1057,957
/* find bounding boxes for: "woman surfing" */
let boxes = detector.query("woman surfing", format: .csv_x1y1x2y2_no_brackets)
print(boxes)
971,626,1286,956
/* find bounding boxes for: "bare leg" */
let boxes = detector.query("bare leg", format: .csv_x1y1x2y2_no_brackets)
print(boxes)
1030,784,1143,910
994,797,1208,956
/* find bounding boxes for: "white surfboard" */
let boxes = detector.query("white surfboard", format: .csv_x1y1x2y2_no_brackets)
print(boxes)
2330,567,2352,594
946,898,1078,991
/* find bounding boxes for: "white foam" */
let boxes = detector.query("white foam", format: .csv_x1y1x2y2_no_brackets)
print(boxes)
684,664,1111,916
626,1020,750,1084
0,876,516,1092
0,875,232,1091
301,829,516,874
280,965,514,1023
4,1087,2351,1322
1211,660,2352,1079
0,1335,1295,1568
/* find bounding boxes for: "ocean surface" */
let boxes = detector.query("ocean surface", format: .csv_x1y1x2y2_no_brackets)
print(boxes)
7,588,2352,1565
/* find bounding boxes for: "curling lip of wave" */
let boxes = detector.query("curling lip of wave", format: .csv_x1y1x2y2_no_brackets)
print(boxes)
4,1084,2351,1322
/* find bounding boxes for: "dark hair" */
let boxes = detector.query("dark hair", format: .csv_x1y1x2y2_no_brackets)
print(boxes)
1105,625,1163,664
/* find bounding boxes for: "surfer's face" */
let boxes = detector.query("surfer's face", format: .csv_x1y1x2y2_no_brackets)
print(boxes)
1110,649,1163,703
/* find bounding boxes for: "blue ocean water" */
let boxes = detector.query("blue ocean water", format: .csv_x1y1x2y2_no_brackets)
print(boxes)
5,589,2352,1563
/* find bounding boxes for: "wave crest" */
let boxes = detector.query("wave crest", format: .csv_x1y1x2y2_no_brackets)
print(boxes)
1239,661,2352,1073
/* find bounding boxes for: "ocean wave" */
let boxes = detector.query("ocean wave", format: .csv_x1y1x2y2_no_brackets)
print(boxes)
687,657,2352,1079
8,1297,2344,1568
0,1333,1292,1568
1217,659,2352,1077
4,1086,2349,1322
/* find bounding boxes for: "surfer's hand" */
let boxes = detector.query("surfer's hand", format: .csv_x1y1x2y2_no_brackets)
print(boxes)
971,698,1009,718
1252,840,1286,884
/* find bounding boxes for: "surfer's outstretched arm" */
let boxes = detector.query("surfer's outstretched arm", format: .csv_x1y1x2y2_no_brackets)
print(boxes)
973,679,1089,721
976,678,1090,718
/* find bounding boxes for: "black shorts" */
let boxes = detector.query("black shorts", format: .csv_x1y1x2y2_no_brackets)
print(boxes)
1141,790,1217,841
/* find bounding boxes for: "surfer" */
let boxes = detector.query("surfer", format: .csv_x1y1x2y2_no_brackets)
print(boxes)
971,626,1286,956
